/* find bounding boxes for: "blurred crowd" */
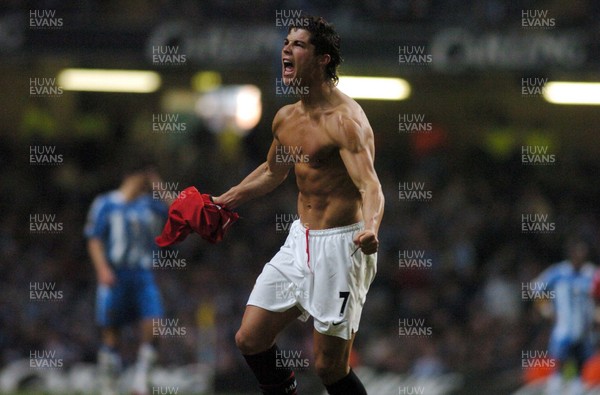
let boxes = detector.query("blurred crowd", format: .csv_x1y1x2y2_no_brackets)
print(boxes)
1,108,599,392
2,0,598,28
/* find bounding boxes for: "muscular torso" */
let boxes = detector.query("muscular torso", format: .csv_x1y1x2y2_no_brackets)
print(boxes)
274,100,363,230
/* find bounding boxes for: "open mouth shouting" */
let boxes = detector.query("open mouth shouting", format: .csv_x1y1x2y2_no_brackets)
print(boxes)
282,58,295,79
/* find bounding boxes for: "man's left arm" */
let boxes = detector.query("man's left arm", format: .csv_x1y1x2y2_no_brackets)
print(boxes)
336,116,384,255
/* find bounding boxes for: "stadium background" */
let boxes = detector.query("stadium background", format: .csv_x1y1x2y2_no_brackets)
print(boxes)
1,0,600,394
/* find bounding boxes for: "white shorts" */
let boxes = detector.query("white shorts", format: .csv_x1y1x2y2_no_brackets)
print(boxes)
247,220,377,340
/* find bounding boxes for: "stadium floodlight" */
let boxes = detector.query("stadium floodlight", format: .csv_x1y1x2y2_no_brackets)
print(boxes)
235,85,262,131
543,81,600,105
337,76,410,100
195,85,262,135
57,68,161,93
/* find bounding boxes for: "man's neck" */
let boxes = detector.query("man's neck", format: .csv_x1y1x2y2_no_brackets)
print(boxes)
300,80,335,110
119,184,142,202
570,260,585,272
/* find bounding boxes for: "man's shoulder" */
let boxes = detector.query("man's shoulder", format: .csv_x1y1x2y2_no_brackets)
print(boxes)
550,261,571,273
135,193,167,211
581,262,597,276
273,103,298,126
333,87,367,117
329,92,370,130
272,103,298,133
551,260,596,277
325,100,372,147
278,102,299,114
92,190,124,210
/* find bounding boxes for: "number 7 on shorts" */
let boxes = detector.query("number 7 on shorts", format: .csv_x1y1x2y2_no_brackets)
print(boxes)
338,291,350,316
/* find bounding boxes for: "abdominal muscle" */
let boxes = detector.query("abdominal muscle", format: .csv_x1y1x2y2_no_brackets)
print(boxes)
295,163,362,230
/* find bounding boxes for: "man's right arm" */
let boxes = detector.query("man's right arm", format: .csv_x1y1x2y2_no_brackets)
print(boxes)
213,107,292,209
88,238,115,286
531,266,554,319
85,197,115,286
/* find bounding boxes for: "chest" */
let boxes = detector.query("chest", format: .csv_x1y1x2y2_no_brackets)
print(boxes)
275,113,338,166
554,275,592,297
108,203,157,232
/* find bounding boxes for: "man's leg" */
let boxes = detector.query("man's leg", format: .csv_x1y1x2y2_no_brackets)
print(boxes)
547,337,568,395
97,283,122,395
569,342,590,395
131,318,158,395
236,305,301,394
130,271,164,395
546,366,563,395
98,327,121,395
313,331,366,395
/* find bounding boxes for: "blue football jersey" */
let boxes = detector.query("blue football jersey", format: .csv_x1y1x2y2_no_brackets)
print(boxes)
85,191,168,270
533,260,596,341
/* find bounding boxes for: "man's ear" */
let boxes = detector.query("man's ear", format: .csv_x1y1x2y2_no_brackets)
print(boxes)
318,53,331,67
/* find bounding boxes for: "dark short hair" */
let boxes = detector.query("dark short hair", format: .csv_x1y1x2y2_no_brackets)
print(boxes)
288,15,342,85
121,155,155,178
565,235,589,252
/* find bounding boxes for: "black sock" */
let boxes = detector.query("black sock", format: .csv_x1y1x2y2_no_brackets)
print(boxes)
324,369,367,395
243,344,297,395
258,371,297,395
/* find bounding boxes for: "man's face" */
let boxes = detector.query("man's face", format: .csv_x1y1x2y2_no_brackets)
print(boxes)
281,28,315,85
124,171,149,193
568,241,588,267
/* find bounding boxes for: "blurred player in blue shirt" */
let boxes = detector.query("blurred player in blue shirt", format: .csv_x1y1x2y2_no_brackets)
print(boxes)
532,237,596,395
85,166,169,395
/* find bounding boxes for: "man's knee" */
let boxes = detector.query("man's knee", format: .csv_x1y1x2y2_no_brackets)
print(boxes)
235,328,271,355
314,355,348,384
101,327,119,348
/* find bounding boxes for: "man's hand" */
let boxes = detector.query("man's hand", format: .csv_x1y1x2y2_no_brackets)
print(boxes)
88,238,116,286
97,265,116,286
353,230,378,255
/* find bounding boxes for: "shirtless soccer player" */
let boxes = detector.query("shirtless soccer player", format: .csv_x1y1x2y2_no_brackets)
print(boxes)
214,16,384,395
